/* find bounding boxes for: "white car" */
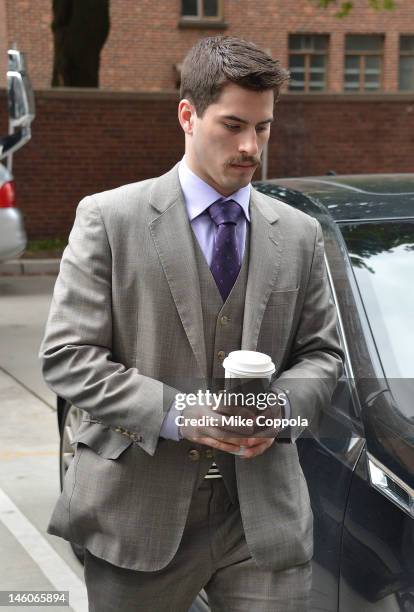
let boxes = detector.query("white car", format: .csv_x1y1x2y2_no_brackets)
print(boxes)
0,160,26,260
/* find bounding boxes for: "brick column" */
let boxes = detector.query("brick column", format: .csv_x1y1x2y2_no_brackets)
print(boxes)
330,31,344,93
384,31,400,92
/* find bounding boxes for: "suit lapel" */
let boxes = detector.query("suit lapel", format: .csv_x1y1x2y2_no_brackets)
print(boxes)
242,187,282,350
149,164,208,381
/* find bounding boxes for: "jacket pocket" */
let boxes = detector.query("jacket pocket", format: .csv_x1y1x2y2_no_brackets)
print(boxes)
267,285,300,300
71,421,133,460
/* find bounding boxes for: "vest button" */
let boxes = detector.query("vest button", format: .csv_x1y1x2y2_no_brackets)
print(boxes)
205,449,214,459
220,315,229,326
217,350,226,362
188,449,200,462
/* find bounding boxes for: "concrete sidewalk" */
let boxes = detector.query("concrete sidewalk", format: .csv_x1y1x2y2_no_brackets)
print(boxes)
0,368,87,611
0,259,60,276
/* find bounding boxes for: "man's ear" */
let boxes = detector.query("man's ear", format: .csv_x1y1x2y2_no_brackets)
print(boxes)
178,99,196,135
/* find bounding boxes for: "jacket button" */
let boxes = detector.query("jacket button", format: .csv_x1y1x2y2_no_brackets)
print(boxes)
205,449,214,459
217,350,226,362
220,315,229,326
188,449,200,461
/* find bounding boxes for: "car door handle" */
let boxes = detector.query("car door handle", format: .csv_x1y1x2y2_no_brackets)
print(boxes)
367,452,414,518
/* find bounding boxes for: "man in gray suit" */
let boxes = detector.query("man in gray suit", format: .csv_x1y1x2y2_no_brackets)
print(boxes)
40,36,343,611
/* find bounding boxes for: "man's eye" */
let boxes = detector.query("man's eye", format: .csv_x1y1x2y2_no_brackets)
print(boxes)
256,125,268,133
224,124,240,131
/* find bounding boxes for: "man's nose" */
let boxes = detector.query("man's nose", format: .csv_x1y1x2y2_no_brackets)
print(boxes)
238,130,259,157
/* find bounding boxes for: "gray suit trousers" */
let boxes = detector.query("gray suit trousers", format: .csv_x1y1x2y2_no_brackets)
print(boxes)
84,478,312,612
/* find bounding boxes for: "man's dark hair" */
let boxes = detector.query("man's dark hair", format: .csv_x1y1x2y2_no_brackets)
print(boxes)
180,36,290,117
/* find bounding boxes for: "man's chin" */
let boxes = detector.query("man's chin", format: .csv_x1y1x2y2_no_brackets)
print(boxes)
217,182,247,196
221,172,253,192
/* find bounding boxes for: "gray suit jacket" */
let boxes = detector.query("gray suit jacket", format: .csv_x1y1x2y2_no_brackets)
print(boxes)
40,162,343,572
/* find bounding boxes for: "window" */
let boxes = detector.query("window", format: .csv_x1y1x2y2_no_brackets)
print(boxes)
344,35,384,92
399,36,414,91
340,220,414,378
288,34,329,92
181,0,221,19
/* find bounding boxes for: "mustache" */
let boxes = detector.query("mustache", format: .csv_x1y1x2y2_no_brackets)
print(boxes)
227,157,261,167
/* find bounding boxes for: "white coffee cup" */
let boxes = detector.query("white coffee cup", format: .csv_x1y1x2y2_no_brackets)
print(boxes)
222,350,276,455
223,350,275,381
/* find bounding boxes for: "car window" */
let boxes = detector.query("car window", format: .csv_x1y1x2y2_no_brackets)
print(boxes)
339,220,414,379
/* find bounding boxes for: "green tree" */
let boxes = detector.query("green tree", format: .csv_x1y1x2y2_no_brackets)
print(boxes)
315,0,395,18
51,0,110,87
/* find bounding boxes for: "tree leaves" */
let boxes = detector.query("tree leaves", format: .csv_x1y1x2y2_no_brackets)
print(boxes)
315,0,396,18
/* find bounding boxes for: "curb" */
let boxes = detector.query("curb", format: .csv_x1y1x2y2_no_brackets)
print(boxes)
0,259,61,276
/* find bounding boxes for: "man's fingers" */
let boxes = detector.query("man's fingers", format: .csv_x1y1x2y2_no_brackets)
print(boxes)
184,433,275,457
184,420,254,438
191,435,245,453
216,403,256,419
219,421,255,436
214,406,258,435
252,425,281,438
238,438,275,459
245,436,272,447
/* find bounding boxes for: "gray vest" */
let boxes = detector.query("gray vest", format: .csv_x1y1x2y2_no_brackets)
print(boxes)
191,227,250,503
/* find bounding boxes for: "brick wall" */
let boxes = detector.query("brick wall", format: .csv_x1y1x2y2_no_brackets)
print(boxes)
0,88,413,239
4,0,53,89
2,0,414,92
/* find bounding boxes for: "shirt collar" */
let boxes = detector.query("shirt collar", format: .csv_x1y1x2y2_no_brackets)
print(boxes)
178,155,251,222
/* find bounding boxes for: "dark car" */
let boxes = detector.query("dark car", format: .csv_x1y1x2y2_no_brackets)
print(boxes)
57,174,414,612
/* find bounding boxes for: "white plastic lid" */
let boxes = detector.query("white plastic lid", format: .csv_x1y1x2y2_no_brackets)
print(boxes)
223,350,275,377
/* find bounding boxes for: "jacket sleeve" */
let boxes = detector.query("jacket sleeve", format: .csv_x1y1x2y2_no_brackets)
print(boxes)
272,218,344,443
39,196,178,456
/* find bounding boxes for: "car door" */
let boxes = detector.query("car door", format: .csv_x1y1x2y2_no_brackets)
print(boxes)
335,219,414,611
296,214,366,612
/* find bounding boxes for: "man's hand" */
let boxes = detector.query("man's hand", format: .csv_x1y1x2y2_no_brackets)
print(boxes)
178,393,255,453
178,391,282,458
237,436,276,459
232,402,282,459
216,390,284,458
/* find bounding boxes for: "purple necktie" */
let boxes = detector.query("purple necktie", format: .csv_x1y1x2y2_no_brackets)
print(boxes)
208,199,243,301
